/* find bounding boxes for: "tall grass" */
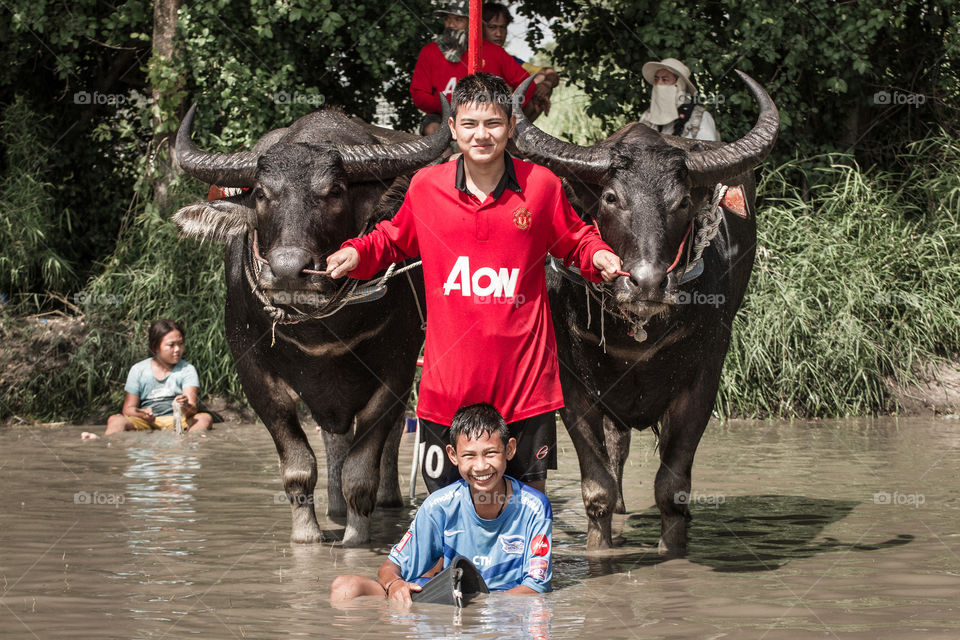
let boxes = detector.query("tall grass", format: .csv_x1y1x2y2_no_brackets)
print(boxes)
717,138,960,416
1,174,239,422
0,97,75,296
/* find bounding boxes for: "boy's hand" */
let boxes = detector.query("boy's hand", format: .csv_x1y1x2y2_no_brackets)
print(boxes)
593,249,623,282
386,579,421,605
325,247,359,279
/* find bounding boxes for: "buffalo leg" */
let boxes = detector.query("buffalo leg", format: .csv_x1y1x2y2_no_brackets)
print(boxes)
603,417,631,514
238,360,323,544
340,385,406,546
320,428,350,519
376,415,404,509
654,362,722,556
561,389,619,550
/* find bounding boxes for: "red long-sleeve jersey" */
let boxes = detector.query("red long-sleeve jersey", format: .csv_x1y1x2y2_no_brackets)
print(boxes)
344,155,612,426
410,41,535,114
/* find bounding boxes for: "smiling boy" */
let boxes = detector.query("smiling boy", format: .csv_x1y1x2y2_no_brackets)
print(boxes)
326,73,622,494
329,403,552,603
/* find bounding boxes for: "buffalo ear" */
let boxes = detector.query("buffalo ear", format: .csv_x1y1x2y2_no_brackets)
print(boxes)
173,197,254,243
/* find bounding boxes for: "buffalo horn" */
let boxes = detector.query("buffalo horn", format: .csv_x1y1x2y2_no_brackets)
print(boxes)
510,76,611,184
338,95,453,182
175,103,260,188
685,70,780,186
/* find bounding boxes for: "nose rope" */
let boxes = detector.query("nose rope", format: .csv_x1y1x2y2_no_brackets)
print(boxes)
252,229,326,275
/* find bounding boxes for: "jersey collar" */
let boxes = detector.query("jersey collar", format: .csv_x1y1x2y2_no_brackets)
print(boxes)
455,151,522,201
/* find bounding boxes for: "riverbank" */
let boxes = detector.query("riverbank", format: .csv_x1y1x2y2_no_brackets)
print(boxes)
2,137,958,423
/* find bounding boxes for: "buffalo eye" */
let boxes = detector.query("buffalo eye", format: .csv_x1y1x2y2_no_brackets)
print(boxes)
327,185,344,198
603,192,617,205
679,195,692,210
254,187,266,200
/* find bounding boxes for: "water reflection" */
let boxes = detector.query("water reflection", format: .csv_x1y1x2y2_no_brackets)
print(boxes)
121,441,204,576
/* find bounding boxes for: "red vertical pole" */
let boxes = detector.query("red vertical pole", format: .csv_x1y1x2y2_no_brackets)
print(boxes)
467,0,482,74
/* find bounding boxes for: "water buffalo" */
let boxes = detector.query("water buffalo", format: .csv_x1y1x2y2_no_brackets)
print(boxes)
511,71,779,554
173,104,450,545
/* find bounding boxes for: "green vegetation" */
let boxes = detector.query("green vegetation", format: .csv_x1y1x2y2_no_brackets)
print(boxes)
0,98,75,295
718,136,960,416
1,1,958,421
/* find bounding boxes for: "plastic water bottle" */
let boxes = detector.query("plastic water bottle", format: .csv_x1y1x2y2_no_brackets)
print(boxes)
172,401,184,436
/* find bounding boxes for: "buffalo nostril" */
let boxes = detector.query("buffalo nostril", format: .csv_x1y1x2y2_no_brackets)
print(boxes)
659,277,669,291
268,248,315,280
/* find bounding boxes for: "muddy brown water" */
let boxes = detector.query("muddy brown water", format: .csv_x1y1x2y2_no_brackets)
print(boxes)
2,417,959,639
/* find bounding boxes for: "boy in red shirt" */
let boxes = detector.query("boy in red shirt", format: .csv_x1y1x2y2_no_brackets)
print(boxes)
326,73,621,493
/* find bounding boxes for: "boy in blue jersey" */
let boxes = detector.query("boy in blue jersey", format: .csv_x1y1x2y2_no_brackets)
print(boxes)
330,403,553,603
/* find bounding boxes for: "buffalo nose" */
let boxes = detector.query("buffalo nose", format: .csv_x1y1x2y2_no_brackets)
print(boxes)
626,261,668,298
267,247,314,280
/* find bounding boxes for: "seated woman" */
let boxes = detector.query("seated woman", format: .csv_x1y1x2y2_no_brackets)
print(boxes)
92,319,212,437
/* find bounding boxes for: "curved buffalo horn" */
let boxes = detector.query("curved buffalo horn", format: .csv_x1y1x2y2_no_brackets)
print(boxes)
337,95,453,182
685,70,780,186
510,76,612,184
175,103,260,188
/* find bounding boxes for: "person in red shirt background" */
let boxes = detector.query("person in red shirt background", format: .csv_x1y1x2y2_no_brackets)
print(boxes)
411,0,536,135
326,73,622,494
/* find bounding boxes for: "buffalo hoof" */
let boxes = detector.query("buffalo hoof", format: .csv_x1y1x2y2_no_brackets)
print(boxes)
291,523,324,544
341,513,371,547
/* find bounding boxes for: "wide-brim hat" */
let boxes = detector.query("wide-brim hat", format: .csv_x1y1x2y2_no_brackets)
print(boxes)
411,555,489,607
434,0,469,18
642,58,698,96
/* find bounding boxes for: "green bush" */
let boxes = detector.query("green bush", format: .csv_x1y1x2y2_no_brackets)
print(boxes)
0,97,74,297
717,135,960,416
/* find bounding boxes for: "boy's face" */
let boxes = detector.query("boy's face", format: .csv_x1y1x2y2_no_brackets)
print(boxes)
446,430,517,494
448,101,515,167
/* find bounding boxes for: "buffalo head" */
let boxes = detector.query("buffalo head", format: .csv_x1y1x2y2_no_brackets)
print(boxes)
173,102,451,294
511,71,779,322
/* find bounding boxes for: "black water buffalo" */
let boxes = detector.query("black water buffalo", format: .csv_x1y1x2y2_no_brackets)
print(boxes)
512,71,779,554
173,104,449,545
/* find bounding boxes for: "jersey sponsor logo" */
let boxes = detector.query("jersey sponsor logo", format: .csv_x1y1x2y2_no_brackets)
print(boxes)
513,207,532,230
443,256,520,298
473,554,491,568
395,530,413,554
444,529,464,537
536,445,549,460
528,556,549,581
521,493,545,516
499,535,525,555
531,534,550,557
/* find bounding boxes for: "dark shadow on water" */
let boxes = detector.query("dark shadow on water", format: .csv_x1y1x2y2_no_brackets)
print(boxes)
556,495,914,579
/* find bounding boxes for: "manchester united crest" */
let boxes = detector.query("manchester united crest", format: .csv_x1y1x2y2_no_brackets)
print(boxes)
513,207,532,230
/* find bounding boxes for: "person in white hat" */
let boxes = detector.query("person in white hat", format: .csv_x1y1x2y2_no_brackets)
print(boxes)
638,57,720,141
